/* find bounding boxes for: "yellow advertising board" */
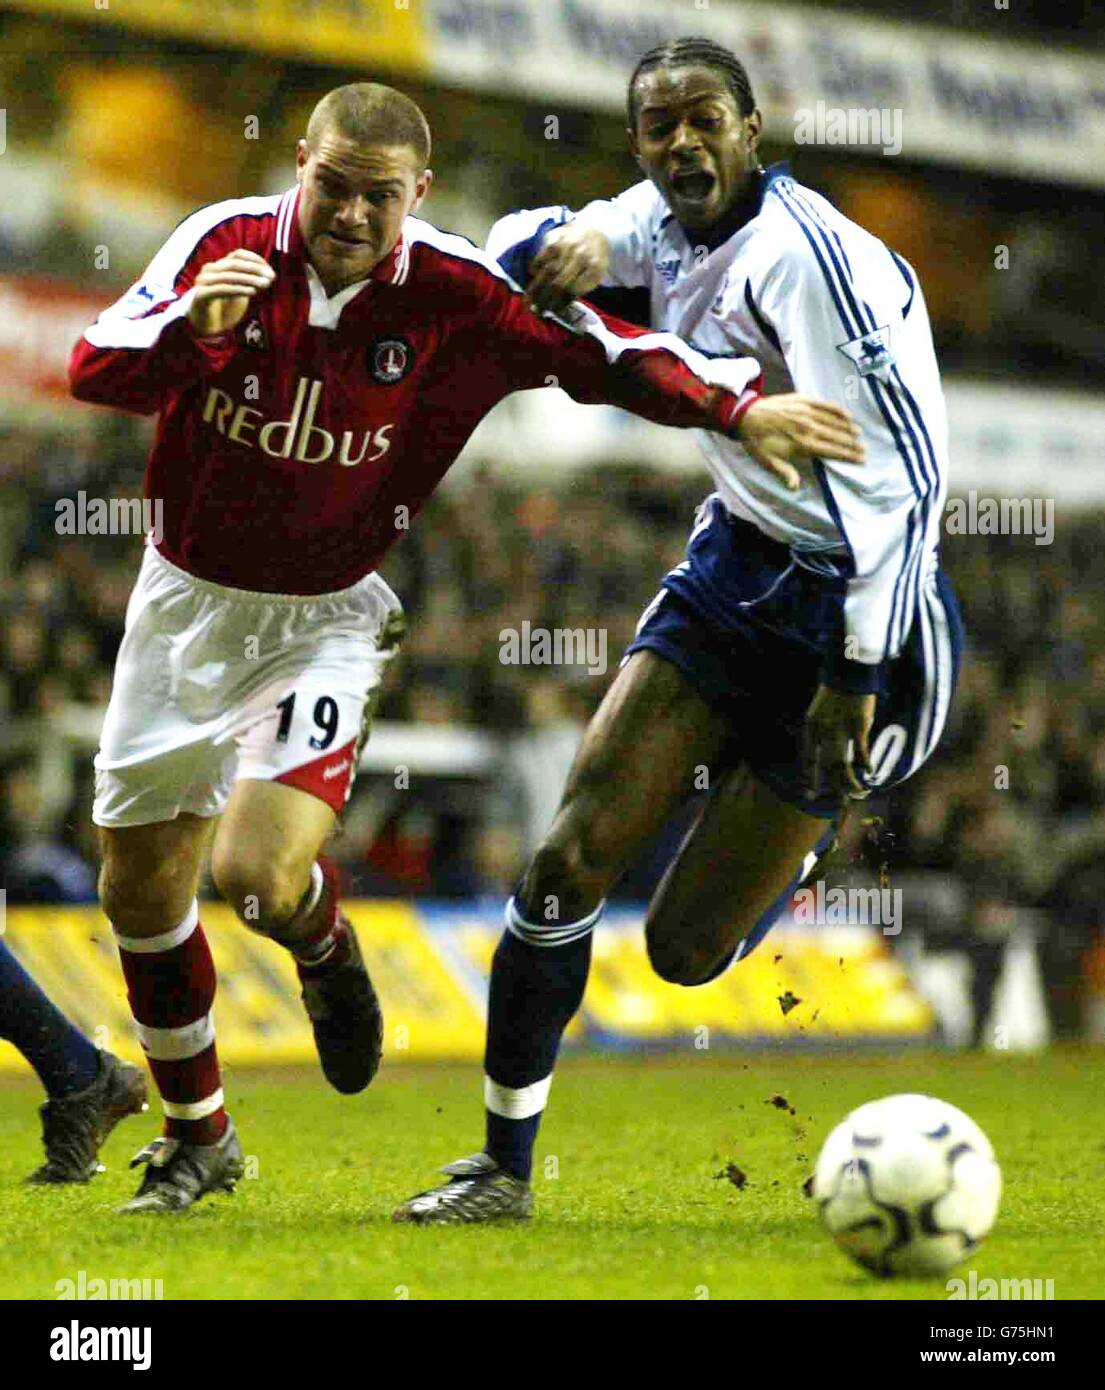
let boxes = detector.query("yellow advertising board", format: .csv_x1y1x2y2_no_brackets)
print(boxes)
0,901,930,1075
3,0,428,75
0,901,484,1068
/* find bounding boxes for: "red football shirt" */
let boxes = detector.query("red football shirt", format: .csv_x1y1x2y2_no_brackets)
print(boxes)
69,186,762,595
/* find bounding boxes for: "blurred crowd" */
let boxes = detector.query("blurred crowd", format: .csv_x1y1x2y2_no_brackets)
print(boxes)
2,412,1104,1033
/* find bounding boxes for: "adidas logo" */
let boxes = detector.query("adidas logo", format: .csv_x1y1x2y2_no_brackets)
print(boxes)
322,760,351,782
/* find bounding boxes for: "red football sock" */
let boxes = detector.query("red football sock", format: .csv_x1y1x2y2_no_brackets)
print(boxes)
115,901,228,1146
285,856,351,974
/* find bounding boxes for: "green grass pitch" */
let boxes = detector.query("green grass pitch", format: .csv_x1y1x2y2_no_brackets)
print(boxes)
0,1049,1100,1300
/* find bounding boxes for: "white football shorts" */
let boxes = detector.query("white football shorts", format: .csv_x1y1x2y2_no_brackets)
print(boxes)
93,544,405,828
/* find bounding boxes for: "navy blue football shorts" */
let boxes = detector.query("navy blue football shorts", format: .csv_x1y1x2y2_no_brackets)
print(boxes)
624,495,963,822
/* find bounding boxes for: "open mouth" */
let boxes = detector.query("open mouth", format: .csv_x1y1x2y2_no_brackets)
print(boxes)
325,232,368,248
669,168,716,203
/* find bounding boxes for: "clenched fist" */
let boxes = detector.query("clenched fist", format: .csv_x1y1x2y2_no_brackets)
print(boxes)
525,223,611,315
187,250,276,339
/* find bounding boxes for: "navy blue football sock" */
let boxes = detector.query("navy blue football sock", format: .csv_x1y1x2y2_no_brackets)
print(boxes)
483,896,599,1183
0,939,101,1097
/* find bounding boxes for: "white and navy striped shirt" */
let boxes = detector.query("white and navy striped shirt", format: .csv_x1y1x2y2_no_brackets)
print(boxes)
487,163,950,689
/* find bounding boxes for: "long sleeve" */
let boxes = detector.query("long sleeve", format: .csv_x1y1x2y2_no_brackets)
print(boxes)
753,233,946,693
69,212,245,415
486,182,658,293
567,182,658,289
69,282,238,416
476,273,763,438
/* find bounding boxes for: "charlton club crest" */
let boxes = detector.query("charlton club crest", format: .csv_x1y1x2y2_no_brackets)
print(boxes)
370,337,414,384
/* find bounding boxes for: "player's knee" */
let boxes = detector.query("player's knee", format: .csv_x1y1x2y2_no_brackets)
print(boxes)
525,819,610,920
211,851,310,934
526,838,577,902
645,926,715,988
99,853,195,933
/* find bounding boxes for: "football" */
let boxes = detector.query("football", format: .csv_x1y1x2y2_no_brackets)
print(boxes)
812,1093,1002,1277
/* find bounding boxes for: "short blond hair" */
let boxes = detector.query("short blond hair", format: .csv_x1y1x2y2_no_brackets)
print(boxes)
306,82,431,165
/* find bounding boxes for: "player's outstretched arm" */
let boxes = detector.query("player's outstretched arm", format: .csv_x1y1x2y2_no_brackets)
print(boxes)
482,286,863,491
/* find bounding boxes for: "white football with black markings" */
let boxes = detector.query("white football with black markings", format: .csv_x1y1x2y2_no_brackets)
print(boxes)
812,1093,1002,1277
